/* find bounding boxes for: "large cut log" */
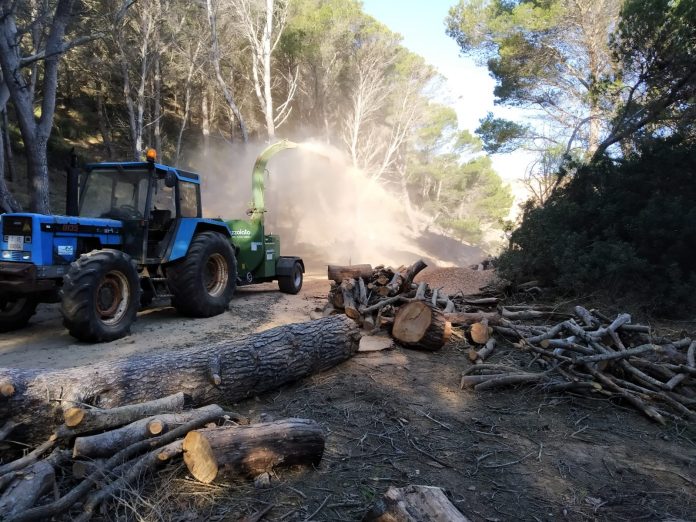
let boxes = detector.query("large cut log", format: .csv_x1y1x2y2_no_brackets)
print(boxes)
183,418,324,484
392,301,452,351
328,264,373,283
386,259,427,296
0,461,55,518
0,316,360,444
363,485,471,522
72,404,224,458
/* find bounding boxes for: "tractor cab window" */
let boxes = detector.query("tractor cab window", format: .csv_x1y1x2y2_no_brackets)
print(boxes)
152,179,176,215
80,169,149,220
179,181,199,217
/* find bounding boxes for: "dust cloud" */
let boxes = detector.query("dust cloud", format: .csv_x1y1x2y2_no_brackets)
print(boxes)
189,140,484,271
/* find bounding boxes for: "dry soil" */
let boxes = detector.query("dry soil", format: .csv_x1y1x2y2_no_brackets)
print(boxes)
1,274,695,522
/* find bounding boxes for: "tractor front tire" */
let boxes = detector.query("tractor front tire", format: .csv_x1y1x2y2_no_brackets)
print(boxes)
61,250,142,343
0,295,38,333
166,231,237,317
278,261,303,295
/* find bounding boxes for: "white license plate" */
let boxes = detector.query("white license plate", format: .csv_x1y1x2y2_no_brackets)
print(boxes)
7,235,24,250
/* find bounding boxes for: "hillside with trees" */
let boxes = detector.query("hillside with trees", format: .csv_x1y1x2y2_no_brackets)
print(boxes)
447,0,696,313
0,0,511,250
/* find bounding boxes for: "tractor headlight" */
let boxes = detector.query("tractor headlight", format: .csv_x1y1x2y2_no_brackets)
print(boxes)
1,251,10,259
21,253,31,260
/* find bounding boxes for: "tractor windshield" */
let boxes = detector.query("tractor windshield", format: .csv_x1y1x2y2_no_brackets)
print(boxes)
79,169,150,220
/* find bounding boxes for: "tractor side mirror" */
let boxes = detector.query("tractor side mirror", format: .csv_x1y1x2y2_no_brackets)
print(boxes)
164,172,177,188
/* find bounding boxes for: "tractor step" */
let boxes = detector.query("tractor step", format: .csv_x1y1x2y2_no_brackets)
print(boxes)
146,277,173,299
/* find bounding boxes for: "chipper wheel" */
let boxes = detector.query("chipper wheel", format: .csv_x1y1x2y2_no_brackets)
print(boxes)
165,231,237,317
0,295,38,333
278,260,303,295
61,250,142,342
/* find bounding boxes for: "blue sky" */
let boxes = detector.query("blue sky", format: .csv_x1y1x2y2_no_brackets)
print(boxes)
361,0,528,183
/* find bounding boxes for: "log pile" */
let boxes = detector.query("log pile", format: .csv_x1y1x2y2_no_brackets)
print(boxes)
462,305,696,424
0,396,325,521
326,261,502,351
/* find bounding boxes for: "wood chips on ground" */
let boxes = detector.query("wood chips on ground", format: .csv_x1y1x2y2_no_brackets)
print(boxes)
414,266,494,296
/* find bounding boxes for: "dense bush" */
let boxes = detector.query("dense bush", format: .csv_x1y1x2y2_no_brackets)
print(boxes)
498,137,696,314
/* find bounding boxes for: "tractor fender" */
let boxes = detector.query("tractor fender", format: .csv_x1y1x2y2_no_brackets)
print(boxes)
163,218,232,263
276,256,305,277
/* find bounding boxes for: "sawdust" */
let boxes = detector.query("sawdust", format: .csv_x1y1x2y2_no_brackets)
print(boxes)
414,266,494,296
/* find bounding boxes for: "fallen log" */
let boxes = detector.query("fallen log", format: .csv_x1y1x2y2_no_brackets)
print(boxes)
183,418,325,484
363,484,470,522
0,461,55,518
72,404,224,459
59,392,186,438
0,316,360,444
392,301,452,351
469,319,491,345
328,264,373,283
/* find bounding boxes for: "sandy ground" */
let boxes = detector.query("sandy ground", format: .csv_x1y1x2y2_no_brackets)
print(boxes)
1,274,695,521
0,275,329,370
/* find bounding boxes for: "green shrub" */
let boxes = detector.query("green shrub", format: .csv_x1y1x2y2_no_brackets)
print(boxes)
498,136,696,314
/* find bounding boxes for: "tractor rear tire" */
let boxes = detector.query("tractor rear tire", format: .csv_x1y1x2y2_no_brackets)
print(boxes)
166,231,237,317
0,295,38,332
61,250,142,343
278,261,303,295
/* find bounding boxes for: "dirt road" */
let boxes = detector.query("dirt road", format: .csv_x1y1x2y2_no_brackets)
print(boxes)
0,276,329,369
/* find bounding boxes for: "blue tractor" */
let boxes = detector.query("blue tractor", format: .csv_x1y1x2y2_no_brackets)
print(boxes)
0,150,242,342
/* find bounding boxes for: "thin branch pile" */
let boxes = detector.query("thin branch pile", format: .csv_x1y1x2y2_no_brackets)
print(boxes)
0,396,325,521
463,305,696,424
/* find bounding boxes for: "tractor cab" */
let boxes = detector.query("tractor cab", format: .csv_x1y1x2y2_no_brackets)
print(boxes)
79,151,202,263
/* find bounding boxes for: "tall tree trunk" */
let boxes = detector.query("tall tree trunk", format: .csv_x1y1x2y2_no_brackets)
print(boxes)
95,82,114,159
0,0,76,214
202,89,210,154
0,120,21,213
262,0,275,140
153,54,162,153
206,0,248,142
2,108,16,183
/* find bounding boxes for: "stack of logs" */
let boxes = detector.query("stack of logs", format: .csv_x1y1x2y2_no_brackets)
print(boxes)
0,395,325,521
326,260,502,351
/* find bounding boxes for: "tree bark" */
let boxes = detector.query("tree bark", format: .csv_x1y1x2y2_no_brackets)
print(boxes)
392,301,452,351
387,259,427,296
72,404,224,458
0,316,360,444
327,264,373,283
364,485,470,522
183,418,325,483
0,461,55,518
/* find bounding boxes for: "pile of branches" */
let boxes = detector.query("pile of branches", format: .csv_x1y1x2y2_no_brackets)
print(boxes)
324,260,503,351
462,305,696,424
0,394,325,520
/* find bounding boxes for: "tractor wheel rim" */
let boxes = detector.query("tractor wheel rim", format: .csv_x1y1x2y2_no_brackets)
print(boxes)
0,297,25,316
205,253,228,297
293,268,302,288
95,271,130,325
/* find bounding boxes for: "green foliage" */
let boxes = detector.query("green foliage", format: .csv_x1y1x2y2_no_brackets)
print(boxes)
498,136,696,313
476,112,528,153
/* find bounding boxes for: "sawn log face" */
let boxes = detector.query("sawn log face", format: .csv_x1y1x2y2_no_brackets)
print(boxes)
0,316,360,443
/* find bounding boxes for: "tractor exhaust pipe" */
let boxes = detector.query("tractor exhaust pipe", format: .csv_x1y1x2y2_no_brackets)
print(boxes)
66,148,79,216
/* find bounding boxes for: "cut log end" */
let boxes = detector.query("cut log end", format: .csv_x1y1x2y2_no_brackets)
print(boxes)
182,430,219,484
0,380,15,398
147,419,165,436
64,407,85,428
